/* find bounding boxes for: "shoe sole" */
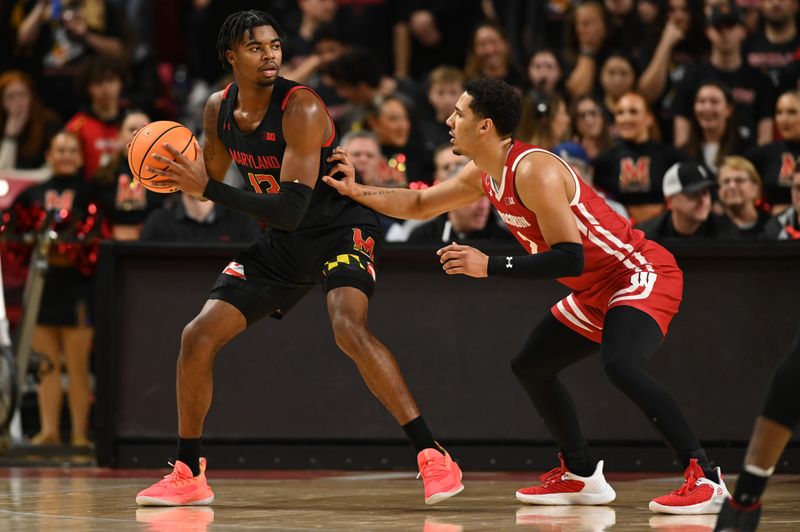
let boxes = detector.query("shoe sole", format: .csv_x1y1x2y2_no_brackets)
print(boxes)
136,495,215,507
425,483,464,505
516,485,616,506
648,495,726,515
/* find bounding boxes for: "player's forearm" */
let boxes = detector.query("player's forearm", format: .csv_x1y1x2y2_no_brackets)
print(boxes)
203,179,312,231
487,242,584,279
350,184,430,220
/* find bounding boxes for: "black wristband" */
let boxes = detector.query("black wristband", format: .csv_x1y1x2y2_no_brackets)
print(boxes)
487,242,584,279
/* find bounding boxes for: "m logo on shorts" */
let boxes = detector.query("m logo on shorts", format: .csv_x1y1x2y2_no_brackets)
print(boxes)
352,228,375,262
222,261,246,280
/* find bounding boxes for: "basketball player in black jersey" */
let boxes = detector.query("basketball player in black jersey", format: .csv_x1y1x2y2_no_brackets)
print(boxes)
134,11,463,507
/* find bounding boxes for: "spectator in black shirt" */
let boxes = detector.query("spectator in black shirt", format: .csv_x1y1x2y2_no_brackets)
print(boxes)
570,95,613,161
139,192,262,243
672,1,775,148
764,170,800,239
717,156,772,238
745,0,800,89
525,48,566,101
282,0,337,84
745,89,800,210
637,161,737,239
407,161,513,244
593,92,690,223
418,66,463,169
464,22,524,90
681,81,752,174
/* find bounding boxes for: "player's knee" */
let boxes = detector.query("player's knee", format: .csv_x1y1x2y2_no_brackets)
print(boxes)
180,319,223,362
511,351,546,381
331,315,368,355
602,358,637,386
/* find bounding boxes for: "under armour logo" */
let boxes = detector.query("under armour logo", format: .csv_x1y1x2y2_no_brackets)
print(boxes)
505,257,513,269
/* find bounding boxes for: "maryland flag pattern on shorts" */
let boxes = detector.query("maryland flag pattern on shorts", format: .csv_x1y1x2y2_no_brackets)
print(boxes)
323,253,376,281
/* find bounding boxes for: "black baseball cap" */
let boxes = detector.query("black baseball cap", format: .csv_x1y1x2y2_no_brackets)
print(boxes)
662,162,715,197
708,1,744,29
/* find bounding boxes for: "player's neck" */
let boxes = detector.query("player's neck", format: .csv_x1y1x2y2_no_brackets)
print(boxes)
236,80,277,114
473,138,514,183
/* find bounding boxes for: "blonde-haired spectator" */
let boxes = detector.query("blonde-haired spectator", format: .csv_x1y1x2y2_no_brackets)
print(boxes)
717,156,771,238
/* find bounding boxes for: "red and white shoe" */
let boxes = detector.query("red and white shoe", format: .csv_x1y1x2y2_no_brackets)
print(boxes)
417,446,464,505
516,454,616,505
649,459,729,514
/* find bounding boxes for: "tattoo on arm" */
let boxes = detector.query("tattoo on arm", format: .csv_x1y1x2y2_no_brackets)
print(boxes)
360,189,396,197
202,100,217,164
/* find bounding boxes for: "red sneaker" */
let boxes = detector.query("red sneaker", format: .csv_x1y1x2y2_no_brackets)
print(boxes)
136,458,215,506
516,454,616,505
649,459,729,514
417,446,464,505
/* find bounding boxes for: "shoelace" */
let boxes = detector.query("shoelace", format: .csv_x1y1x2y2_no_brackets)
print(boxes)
160,462,193,486
539,466,567,485
416,458,448,481
673,472,699,496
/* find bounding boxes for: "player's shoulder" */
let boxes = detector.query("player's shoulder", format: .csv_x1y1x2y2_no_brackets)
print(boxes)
515,150,568,186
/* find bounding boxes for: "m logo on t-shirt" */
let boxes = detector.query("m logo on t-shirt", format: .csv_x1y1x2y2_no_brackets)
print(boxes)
618,157,652,192
779,153,798,187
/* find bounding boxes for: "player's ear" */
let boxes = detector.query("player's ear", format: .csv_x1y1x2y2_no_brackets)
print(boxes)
225,50,236,67
479,118,492,133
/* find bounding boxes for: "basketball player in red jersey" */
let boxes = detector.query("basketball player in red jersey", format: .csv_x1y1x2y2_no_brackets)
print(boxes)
325,79,728,514
133,11,463,506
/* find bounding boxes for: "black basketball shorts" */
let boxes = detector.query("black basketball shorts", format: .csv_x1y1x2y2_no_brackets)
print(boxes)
208,225,381,325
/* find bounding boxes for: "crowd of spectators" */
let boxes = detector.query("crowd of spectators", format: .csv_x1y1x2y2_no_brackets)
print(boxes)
0,0,799,445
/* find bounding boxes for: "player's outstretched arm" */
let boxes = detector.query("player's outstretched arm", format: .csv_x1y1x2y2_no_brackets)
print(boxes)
323,148,485,220
437,153,584,280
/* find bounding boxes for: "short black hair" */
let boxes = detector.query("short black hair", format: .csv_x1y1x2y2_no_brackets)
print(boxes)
463,79,522,137
75,54,126,95
216,10,285,71
326,48,382,88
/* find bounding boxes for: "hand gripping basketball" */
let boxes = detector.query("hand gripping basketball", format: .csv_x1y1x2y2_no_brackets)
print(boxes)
145,139,210,198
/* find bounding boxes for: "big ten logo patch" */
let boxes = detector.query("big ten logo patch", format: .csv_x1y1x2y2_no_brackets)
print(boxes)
352,228,375,262
778,152,799,187
116,174,147,210
618,156,652,192
262,131,276,142
44,189,75,212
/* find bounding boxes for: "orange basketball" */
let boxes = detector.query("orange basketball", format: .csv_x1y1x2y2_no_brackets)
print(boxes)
128,121,198,193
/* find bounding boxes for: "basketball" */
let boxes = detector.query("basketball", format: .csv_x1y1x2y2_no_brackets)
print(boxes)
128,121,198,193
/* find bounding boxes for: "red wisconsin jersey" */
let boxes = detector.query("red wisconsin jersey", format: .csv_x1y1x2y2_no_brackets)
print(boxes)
482,141,660,294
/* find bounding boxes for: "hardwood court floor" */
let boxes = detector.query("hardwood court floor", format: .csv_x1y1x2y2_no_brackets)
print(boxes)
0,468,798,531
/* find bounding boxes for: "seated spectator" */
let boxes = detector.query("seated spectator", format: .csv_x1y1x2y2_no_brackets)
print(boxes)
716,156,771,238
90,110,167,241
672,0,774,147
139,192,262,243
598,52,638,123
682,81,752,174
0,70,62,182
570,94,612,161
637,161,737,239
517,93,571,150
638,0,709,144
283,0,338,78
407,160,513,244
565,1,610,99
525,48,565,100
7,131,106,447
418,66,464,166
13,0,128,121
366,94,432,185
593,92,690,223
745,89,800,212
464,22,523,90
66,55,126,180
764,171,800,240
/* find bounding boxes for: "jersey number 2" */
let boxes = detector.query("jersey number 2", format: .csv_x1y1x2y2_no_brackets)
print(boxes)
247,173,280,195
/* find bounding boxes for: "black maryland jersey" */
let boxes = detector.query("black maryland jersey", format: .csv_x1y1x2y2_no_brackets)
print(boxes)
217,77,378,234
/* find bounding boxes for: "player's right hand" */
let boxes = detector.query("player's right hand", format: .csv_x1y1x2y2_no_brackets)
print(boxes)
322,147,358,197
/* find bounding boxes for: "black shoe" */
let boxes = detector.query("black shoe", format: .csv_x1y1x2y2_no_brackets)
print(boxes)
714,497,761,532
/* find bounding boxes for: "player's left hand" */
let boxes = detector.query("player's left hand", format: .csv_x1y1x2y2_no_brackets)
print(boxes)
145,140,209,197
437,243,488,278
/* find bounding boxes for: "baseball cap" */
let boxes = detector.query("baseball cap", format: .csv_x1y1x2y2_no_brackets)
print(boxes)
662,162,715,197
708,1,745,29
